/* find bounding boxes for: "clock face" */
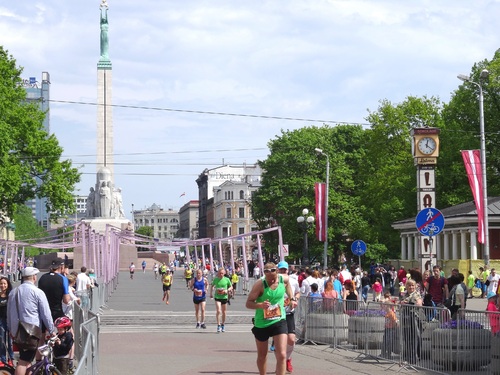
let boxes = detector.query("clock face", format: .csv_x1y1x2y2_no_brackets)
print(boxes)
417,137,437,155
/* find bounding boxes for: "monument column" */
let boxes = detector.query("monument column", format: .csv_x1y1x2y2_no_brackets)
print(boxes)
97,0,114,181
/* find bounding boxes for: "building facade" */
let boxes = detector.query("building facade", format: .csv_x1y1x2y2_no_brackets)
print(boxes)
178,200,199,239
196,163,262,239
23,72,51,229
392,197,500,263
133,204,180,240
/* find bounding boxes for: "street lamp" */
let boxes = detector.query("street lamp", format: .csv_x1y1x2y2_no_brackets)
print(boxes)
457,69,490,265
297,208,315,266
315,147,330,269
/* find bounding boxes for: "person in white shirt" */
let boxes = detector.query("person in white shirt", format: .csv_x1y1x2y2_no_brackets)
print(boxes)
486,268,500,294
76,267,92,311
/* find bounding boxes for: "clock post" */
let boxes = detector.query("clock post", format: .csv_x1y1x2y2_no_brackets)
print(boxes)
411,127,440,271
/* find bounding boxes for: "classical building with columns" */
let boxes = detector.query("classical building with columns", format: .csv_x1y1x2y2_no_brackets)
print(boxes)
392,197,500,263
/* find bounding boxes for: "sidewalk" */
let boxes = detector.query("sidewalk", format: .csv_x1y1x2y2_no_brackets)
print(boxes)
98,271,447,374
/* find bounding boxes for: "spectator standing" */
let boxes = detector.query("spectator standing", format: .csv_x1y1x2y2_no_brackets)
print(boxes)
425,265,449,306
76,267,92,311
361,271,371,303
467,270,475,299
486,268,500,295
38,258,71,321
8,267,56,375
0,276,14,367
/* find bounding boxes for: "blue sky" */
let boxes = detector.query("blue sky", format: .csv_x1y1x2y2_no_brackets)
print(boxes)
1,0,499,220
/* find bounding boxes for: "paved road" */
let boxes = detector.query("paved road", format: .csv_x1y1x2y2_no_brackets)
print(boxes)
98,270,489,374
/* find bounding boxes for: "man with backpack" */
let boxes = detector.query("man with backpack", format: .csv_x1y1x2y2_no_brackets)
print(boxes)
425,265,449,306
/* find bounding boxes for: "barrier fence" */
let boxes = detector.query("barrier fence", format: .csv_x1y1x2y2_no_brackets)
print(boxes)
295,296,500,374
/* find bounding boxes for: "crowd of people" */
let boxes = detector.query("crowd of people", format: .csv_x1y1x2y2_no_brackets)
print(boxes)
0,258,97,375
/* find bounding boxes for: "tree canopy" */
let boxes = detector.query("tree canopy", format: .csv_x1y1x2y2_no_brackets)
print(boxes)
251,48,500,268
0,47,80,221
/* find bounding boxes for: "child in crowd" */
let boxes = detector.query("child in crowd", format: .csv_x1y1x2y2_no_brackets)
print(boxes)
399,282,406,300
53,317,74,375
381,300,398,359
372,277,383,301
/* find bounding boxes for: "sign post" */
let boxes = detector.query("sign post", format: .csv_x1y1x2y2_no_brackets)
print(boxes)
415,208,445,268
351,240,367,270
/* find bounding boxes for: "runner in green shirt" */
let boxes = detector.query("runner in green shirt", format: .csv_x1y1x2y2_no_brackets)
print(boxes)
210,268,233,333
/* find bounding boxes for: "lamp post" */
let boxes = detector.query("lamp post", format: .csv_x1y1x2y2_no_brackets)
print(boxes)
297,208,315,266
315,148,330,269
457,69,490,265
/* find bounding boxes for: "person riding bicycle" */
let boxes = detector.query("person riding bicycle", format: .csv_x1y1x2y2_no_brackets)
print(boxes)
53,317,74,375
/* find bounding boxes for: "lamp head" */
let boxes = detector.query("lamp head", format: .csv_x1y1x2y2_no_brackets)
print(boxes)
457,74,470,82
480,69,489,80
302,208,309,216
314,148,323,155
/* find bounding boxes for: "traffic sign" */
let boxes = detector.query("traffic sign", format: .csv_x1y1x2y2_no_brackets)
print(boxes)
351,240,367,256
416,207,445,236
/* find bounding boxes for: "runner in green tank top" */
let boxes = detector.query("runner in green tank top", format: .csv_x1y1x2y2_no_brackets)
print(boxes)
246,262,296,375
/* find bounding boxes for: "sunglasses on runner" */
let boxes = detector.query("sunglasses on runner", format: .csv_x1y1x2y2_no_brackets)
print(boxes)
264,268,277,273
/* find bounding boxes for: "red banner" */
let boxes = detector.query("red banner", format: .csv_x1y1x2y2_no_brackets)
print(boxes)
461,150,485,243
315,182,327,241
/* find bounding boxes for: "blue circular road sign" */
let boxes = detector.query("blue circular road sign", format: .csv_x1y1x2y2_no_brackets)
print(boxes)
351,240,367,256
415,208,445,236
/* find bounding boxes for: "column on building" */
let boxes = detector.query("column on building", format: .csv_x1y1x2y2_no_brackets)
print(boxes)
460,230,468,260
469,229,478,260
436,233,442,261
452,231,458,260
443,231,450,261
401,235,407,260
408,234,413,260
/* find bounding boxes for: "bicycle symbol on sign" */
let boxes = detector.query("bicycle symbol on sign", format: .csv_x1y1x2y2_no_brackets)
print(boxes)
420,222,440,235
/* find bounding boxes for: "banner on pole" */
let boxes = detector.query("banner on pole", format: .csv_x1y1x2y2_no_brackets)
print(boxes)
315,182,327,241
461,150,485,243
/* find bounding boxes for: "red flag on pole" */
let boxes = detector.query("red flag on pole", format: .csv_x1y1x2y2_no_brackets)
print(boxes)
315,182,327,241
461,150,485,243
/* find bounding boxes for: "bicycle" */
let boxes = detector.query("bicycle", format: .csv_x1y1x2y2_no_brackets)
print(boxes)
25,336,63,375
0,360,15,375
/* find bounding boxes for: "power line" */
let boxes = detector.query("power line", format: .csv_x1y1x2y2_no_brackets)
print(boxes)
49,99,371,126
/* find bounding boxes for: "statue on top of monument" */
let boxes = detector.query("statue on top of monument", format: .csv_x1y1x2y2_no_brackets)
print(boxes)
100,0,109,60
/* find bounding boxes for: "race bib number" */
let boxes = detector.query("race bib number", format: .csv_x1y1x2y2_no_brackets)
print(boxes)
263,304,282,320
284,297,290,307
194,290,203,297
217,288,227,295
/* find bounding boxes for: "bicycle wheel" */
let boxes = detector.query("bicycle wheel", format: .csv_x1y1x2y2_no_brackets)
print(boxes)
0,367,15,375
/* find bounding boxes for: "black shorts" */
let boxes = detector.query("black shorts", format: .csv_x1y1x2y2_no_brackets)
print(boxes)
214,298,228,305
252,319,287,342
286,312,295,334
193,298,206,304
163,285,171,291
19,347,37,363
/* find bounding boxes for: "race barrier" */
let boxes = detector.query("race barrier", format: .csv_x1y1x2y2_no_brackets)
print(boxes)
295,296,500,374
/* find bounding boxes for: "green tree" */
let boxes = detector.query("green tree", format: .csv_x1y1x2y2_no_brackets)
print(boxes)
252,125,370,267
12,204,49,256
363,96,445,258
0,47,80,221
135,226,154,251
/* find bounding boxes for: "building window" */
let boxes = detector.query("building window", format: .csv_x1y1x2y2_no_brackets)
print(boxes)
240,190,244,199
239,227,245,235
239,207,245,218
151,218,155,224
226,207,232,219
222,227,231,237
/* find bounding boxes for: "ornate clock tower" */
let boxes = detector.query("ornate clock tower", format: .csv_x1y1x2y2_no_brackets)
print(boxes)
411,127,440,270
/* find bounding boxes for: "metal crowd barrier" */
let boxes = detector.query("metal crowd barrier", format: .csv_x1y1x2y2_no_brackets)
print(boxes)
72,274,118,375
295,296,500,374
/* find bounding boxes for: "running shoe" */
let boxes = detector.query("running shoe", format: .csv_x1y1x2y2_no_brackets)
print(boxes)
201,323,206,329
221,324,225,332
270,345,275,352
196,323,200,329
286,359,293,373
217,325,221,333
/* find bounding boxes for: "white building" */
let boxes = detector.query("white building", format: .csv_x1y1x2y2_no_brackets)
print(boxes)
133,204,180,240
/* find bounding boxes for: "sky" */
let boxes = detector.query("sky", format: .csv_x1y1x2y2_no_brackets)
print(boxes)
1,0,499,221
